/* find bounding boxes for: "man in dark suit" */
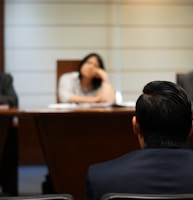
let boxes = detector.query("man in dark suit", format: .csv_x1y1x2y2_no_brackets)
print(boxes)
0,73,18,107
86,81,193,200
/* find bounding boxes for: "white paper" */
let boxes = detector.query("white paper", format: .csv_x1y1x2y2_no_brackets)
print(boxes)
48,101,136,109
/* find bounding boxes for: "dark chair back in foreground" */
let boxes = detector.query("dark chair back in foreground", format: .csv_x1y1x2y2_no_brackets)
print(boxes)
101,193,193,200
0,194,74,200
176,71,193,101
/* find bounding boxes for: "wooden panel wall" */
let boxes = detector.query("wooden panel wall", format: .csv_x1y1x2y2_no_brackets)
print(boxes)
4,0,193,109
0,0,4,71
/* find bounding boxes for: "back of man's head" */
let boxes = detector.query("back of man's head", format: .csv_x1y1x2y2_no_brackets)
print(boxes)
136,80,192,148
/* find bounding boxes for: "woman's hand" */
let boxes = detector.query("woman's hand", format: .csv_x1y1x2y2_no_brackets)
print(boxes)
93,68,109,81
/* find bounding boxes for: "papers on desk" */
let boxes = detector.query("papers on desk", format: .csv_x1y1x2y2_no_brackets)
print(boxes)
113,101,136,107
48,101,136,109
48,103,77,109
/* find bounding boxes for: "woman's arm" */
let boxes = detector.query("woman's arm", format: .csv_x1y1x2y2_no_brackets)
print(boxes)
69,95,99,103
69,69,115,103
59,70,115,103
97,79,116,103
59,72,102,103
94,68,116,103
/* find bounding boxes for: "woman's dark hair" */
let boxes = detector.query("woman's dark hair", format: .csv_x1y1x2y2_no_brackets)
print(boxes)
136,81,192,148
78,53,105,90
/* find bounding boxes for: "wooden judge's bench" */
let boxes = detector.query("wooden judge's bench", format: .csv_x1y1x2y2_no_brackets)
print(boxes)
0,106,140,199
1,106,193,200
22,106,139,200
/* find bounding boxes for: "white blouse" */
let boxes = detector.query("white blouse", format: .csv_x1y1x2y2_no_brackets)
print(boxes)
58,72,100,103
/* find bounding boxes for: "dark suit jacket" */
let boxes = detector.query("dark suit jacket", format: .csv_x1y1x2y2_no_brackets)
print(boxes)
86,148,193,200
0,73,18,107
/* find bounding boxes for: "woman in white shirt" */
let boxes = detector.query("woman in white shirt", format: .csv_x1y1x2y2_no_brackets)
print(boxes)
58,53,115,103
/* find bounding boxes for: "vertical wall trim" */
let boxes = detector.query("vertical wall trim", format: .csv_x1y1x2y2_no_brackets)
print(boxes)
0,0,4,72
115,0,123,103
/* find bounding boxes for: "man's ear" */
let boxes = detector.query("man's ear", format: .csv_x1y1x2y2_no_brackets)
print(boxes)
132,116,141,135
132,116,146,149
188,120,193,138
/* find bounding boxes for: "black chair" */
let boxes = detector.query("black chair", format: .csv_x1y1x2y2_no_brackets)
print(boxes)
176,71,193,101
0,194,74,200
101,193,193,200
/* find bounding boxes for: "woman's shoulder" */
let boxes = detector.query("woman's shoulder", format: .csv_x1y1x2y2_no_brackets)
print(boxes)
60,71,79,80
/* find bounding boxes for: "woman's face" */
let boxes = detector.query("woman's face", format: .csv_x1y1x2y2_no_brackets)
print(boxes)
80,56,100,79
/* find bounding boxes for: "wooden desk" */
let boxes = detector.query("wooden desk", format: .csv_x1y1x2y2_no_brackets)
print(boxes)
0,107,193,199
22,107,140,200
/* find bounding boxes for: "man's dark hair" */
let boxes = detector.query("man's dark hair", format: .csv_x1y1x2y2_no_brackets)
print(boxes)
78,53,105,90
136,81,192,148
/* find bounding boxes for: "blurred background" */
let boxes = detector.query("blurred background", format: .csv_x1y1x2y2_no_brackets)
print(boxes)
5,0,193,109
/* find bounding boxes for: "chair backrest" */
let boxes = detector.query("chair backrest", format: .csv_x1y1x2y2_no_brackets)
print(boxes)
176,71,193,101
0,194,74,200
101,193,193,200
176,73,184,87
56,60,81,103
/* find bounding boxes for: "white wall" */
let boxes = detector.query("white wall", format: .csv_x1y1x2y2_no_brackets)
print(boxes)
4,0,193,108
